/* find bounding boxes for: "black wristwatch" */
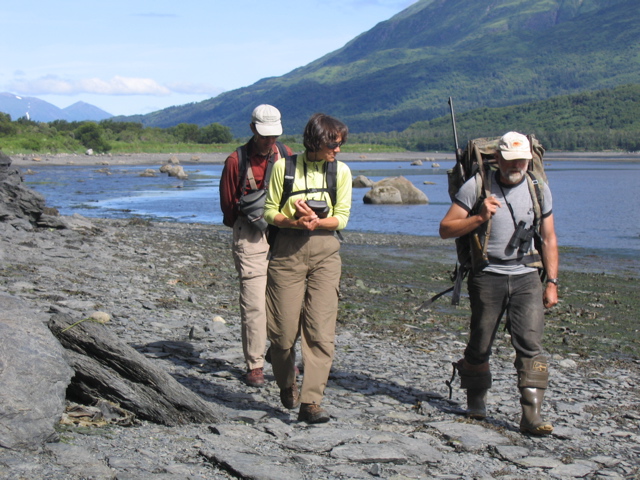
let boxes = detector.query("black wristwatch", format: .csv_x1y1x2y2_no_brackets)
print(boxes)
546,278,559,286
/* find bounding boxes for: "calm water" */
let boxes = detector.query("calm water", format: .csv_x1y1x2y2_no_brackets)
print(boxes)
24,159,640,258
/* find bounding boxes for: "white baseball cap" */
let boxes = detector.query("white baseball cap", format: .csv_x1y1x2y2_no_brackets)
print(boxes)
498,131,533,160
251,104,283,136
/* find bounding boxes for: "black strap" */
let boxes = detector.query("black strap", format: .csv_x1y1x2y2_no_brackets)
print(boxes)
497,181,520,230
415,285,455,312
279,153,298,211
279,156,337,211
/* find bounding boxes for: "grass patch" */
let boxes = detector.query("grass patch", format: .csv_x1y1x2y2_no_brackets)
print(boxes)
339,241,640,362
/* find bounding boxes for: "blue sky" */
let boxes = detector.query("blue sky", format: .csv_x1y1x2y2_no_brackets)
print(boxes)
1,0,418,117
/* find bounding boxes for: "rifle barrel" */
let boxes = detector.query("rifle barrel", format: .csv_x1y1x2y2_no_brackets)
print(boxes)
448,97,459,153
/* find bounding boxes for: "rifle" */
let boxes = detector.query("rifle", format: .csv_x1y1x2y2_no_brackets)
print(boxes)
448,97,462,164
416,98,461,312
449,97,460,160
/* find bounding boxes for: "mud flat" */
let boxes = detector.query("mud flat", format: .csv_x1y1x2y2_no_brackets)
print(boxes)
0,217,638,479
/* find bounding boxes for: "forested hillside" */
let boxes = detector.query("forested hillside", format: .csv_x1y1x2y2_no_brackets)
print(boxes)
120,0,640,136
370,84,640,152
2,85,638,154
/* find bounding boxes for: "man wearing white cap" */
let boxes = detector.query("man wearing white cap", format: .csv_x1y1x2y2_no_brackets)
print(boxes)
220,104,293,387
439,131,559,435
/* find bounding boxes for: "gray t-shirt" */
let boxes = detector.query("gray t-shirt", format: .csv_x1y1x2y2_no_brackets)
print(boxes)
455,170,552,275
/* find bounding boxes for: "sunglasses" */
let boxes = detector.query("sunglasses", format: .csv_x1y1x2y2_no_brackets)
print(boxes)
325,141,343,150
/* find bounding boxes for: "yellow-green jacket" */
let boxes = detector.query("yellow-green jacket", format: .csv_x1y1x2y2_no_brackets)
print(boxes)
264,152,352,231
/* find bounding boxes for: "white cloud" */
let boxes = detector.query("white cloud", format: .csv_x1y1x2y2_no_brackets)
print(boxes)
7,75,173,96
165,81,224,96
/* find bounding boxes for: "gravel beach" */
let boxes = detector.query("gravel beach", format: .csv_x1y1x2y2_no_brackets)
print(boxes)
0,213,638,479
9,151,442,167
8,150,639,168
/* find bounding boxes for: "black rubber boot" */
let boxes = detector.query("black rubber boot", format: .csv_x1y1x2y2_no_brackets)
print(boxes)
455,358,492,419
466,389,488,419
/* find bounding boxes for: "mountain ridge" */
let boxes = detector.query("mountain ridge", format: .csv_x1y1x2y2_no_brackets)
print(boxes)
0,93,112,122
120,0,639,136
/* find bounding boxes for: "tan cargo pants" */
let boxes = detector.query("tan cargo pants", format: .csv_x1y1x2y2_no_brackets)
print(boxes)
266,229,341,405
232,216,270,370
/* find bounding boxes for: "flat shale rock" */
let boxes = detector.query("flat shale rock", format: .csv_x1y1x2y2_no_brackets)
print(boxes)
0,293,73,450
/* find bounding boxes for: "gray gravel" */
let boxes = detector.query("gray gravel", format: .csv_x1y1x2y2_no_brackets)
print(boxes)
0,218,638,480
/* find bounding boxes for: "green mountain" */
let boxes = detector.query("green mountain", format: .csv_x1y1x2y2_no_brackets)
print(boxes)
123,0,640,137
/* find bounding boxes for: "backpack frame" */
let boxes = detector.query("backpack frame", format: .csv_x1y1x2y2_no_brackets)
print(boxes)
417,132,548,311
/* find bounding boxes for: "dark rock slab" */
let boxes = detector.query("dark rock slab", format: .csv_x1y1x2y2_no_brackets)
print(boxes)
0,151,45,226
0,293,73,450
48,313,223,426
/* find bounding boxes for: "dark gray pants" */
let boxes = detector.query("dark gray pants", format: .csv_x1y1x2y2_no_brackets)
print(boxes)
465,270,545,365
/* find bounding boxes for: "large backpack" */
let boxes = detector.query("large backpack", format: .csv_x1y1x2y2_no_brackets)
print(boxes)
418,134,547,310
234,141,289,231
447,135,547,305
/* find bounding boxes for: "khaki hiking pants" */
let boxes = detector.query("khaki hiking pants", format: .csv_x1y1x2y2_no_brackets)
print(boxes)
266,229,341,405
232,216,270,370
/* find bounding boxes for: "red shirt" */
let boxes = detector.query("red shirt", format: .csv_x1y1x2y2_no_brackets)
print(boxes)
219,140,292,227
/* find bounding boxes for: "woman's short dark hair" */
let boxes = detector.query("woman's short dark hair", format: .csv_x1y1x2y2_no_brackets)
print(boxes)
303,113,349,152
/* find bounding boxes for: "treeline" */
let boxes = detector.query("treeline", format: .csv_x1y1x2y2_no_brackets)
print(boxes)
0,115,234,154
2,84,640,154
349,84,640,152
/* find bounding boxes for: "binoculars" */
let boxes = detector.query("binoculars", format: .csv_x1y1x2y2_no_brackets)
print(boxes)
508,221,535,251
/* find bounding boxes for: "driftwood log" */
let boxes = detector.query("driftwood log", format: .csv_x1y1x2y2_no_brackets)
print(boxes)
48,313,223,426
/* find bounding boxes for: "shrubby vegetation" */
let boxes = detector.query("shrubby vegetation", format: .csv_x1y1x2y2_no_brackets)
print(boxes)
2,85,639,154
0,115,235,155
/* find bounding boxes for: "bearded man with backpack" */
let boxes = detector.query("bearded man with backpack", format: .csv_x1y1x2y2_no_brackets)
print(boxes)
439,131,559,435
263,113,352,424
219,104,293,388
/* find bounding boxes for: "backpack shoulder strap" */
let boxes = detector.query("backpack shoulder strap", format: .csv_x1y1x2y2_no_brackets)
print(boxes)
265,141,289,191
275,141,287,160
326,159,337,206
470,168,490,214
236,145,249,195
279,154,298,210
239,142,288,193
277,155,338,210
526,171,544,231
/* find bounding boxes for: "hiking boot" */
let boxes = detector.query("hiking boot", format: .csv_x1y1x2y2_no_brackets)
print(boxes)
280,382,300,409
245,368,265,387
298,403,330,424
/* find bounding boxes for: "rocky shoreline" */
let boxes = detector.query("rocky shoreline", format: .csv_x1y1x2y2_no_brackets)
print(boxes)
8,151,439,167
0,215,638,479
8,150,640,168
